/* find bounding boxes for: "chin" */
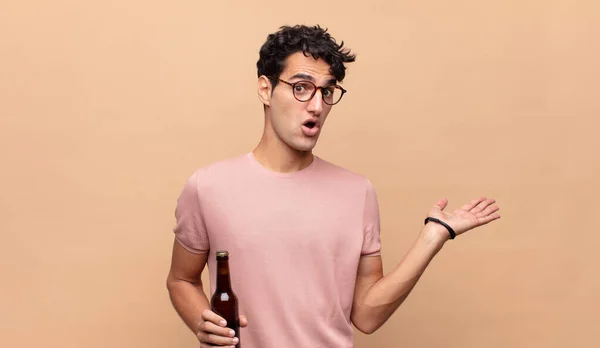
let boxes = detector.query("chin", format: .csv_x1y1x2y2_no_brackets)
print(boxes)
276,129,321,152
289,139,318,152
297,146,316,153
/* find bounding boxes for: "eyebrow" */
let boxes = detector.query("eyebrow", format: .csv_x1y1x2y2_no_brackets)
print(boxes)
289,73,314,81
288,73,338,86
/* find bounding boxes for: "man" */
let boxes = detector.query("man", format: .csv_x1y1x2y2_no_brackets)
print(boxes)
166,24,500,348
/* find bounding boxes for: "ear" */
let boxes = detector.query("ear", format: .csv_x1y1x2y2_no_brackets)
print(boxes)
257,75,272,106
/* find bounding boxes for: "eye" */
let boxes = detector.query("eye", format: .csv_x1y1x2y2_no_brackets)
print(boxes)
322,87,334,97
294,84,306,93
294,82,314,93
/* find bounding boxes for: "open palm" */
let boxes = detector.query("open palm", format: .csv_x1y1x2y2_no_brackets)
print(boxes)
427,197,501,237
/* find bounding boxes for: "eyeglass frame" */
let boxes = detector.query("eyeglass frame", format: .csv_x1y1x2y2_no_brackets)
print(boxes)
275,78,347,105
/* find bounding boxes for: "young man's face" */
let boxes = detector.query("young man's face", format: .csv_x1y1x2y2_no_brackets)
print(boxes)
260,52,338,153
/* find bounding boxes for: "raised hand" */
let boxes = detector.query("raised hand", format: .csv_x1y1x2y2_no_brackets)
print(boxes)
425,197,501,240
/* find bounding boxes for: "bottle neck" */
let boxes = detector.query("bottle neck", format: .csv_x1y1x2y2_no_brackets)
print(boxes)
215,258,232,292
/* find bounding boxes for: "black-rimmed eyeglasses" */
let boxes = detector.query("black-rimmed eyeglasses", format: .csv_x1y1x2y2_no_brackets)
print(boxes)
277,78,347,105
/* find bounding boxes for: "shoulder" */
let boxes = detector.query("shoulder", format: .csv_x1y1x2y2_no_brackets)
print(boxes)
316,156,374,183
315,156,377,192
190,152,251,179
180,152,252,192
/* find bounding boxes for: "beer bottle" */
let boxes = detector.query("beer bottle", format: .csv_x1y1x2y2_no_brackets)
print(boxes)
210,250,241,347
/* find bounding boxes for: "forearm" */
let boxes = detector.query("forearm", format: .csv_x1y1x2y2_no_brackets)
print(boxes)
354,225,449,333
167,277,211,333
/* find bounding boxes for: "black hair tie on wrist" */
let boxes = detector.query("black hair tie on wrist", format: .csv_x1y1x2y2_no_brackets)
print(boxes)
424,217,456,240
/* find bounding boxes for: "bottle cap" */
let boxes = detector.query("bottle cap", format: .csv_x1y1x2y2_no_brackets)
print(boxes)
216,250,229,259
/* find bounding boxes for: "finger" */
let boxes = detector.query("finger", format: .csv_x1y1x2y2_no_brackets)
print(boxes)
476,205,499,217
471,198,495,214
477,212,501,225
197,330,239,346
199,339,236,348
200,344,222,348
433,198,448,211
239,315,248,327
461,197,486,212
200,320,237,337
199,344,218,348
201,309,227,327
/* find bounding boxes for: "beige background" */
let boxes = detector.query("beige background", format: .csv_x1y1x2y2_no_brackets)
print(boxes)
1,1,599,347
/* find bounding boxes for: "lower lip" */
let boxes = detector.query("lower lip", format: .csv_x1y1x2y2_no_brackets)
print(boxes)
301,125,320,137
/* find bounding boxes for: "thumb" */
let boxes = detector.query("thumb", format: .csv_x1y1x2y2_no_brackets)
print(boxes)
433,198,448,212
239,314,248,327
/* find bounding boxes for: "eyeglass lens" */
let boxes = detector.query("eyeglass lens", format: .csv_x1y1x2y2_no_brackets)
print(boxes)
292,81,342,105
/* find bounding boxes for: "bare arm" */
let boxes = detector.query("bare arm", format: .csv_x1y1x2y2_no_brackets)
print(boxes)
351,197,501,334
166,238,248,347
350,224,445,334
166,238,211,333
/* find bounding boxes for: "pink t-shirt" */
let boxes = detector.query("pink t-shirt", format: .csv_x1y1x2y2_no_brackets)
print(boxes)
173,152,382,348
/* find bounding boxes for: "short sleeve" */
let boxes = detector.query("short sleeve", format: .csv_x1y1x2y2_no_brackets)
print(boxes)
361,179,382,256
172,171,210,254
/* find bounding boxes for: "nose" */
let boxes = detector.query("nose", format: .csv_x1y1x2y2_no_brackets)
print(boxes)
307,89,324,115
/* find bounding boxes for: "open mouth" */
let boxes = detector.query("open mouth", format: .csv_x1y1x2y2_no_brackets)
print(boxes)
303,121,317,129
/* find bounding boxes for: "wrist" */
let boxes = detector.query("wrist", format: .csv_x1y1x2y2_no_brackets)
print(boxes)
420,223,450,249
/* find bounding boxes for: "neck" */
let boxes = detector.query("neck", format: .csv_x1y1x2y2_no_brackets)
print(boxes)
216,259,231,292
252,123,314,173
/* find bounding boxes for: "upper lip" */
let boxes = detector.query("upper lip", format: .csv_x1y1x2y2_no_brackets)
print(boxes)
303,118,320,127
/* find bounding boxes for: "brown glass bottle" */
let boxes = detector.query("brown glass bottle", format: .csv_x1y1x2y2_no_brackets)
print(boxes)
210,250,241,348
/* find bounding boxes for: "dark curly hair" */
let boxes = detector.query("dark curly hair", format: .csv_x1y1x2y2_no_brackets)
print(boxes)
256,25,356,89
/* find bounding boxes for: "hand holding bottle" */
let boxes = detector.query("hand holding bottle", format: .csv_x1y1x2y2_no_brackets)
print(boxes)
196,309,248,347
